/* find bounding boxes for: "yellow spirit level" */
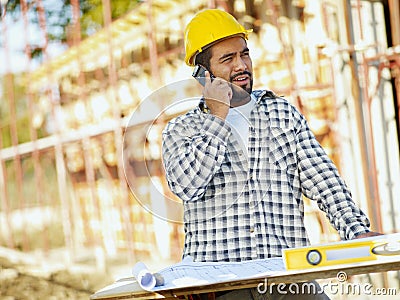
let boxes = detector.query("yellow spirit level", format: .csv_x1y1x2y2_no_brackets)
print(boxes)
283,233,400,270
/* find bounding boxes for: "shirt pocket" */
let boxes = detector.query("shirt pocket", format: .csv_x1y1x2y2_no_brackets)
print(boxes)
269,127,297,171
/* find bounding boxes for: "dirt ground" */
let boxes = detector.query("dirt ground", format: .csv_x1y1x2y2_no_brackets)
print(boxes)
0,255,113,300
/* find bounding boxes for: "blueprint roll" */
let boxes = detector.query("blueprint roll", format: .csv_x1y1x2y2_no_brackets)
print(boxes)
132,262,156,290
153,273,165,286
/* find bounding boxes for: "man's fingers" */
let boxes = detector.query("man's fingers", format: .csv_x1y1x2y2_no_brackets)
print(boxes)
204,71,212,86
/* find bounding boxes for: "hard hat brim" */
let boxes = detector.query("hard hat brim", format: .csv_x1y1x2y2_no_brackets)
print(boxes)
187,30,252,66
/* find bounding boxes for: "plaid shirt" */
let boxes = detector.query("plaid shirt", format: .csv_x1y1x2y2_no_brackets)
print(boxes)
162,90,370,262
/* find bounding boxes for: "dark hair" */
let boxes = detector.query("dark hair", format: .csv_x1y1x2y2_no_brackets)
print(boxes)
194,47,212,70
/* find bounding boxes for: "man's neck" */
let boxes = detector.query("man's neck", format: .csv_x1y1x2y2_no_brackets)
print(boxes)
230,94,251,108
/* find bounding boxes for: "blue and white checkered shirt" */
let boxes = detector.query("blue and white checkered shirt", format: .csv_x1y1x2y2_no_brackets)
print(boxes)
162,90,371,262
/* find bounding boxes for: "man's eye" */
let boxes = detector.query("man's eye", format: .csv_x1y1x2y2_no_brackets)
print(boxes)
222,57,232,63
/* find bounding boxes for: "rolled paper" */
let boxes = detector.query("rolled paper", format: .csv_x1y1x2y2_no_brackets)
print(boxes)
132,262,156,290
153,273,165,286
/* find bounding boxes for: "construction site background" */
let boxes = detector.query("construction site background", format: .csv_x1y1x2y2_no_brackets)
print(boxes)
0,0,399,299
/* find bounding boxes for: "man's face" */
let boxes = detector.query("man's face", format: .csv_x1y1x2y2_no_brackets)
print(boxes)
208,36,253,106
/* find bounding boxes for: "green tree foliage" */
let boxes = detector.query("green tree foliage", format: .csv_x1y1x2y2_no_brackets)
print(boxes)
80,0,140,37
1,0,140,146
0,73,43,147
3,0,140,57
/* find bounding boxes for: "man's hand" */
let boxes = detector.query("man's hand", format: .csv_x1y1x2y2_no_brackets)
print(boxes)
355,231,383,239
203,71,232,120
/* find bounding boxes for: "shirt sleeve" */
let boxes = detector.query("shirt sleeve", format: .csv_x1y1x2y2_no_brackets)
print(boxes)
162,111,231,202
295,112,371,240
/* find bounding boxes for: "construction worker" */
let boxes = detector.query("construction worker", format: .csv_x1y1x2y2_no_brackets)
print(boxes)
162,9,380,299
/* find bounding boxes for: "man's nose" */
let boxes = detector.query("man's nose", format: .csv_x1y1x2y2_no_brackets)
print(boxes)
233,55,247,71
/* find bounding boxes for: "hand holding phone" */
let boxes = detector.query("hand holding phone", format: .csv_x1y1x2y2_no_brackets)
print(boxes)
192,65,215,86
192,65,231,119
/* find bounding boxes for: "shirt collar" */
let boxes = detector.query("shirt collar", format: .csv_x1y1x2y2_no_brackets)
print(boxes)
198,90,276,113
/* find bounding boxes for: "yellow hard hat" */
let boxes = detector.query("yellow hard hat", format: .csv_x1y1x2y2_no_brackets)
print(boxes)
184,9,252,66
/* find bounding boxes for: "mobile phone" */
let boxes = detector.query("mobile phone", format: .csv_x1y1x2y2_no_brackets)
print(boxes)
192,64,215,86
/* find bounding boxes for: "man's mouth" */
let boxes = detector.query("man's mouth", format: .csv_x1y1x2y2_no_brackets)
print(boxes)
231,72,251,85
